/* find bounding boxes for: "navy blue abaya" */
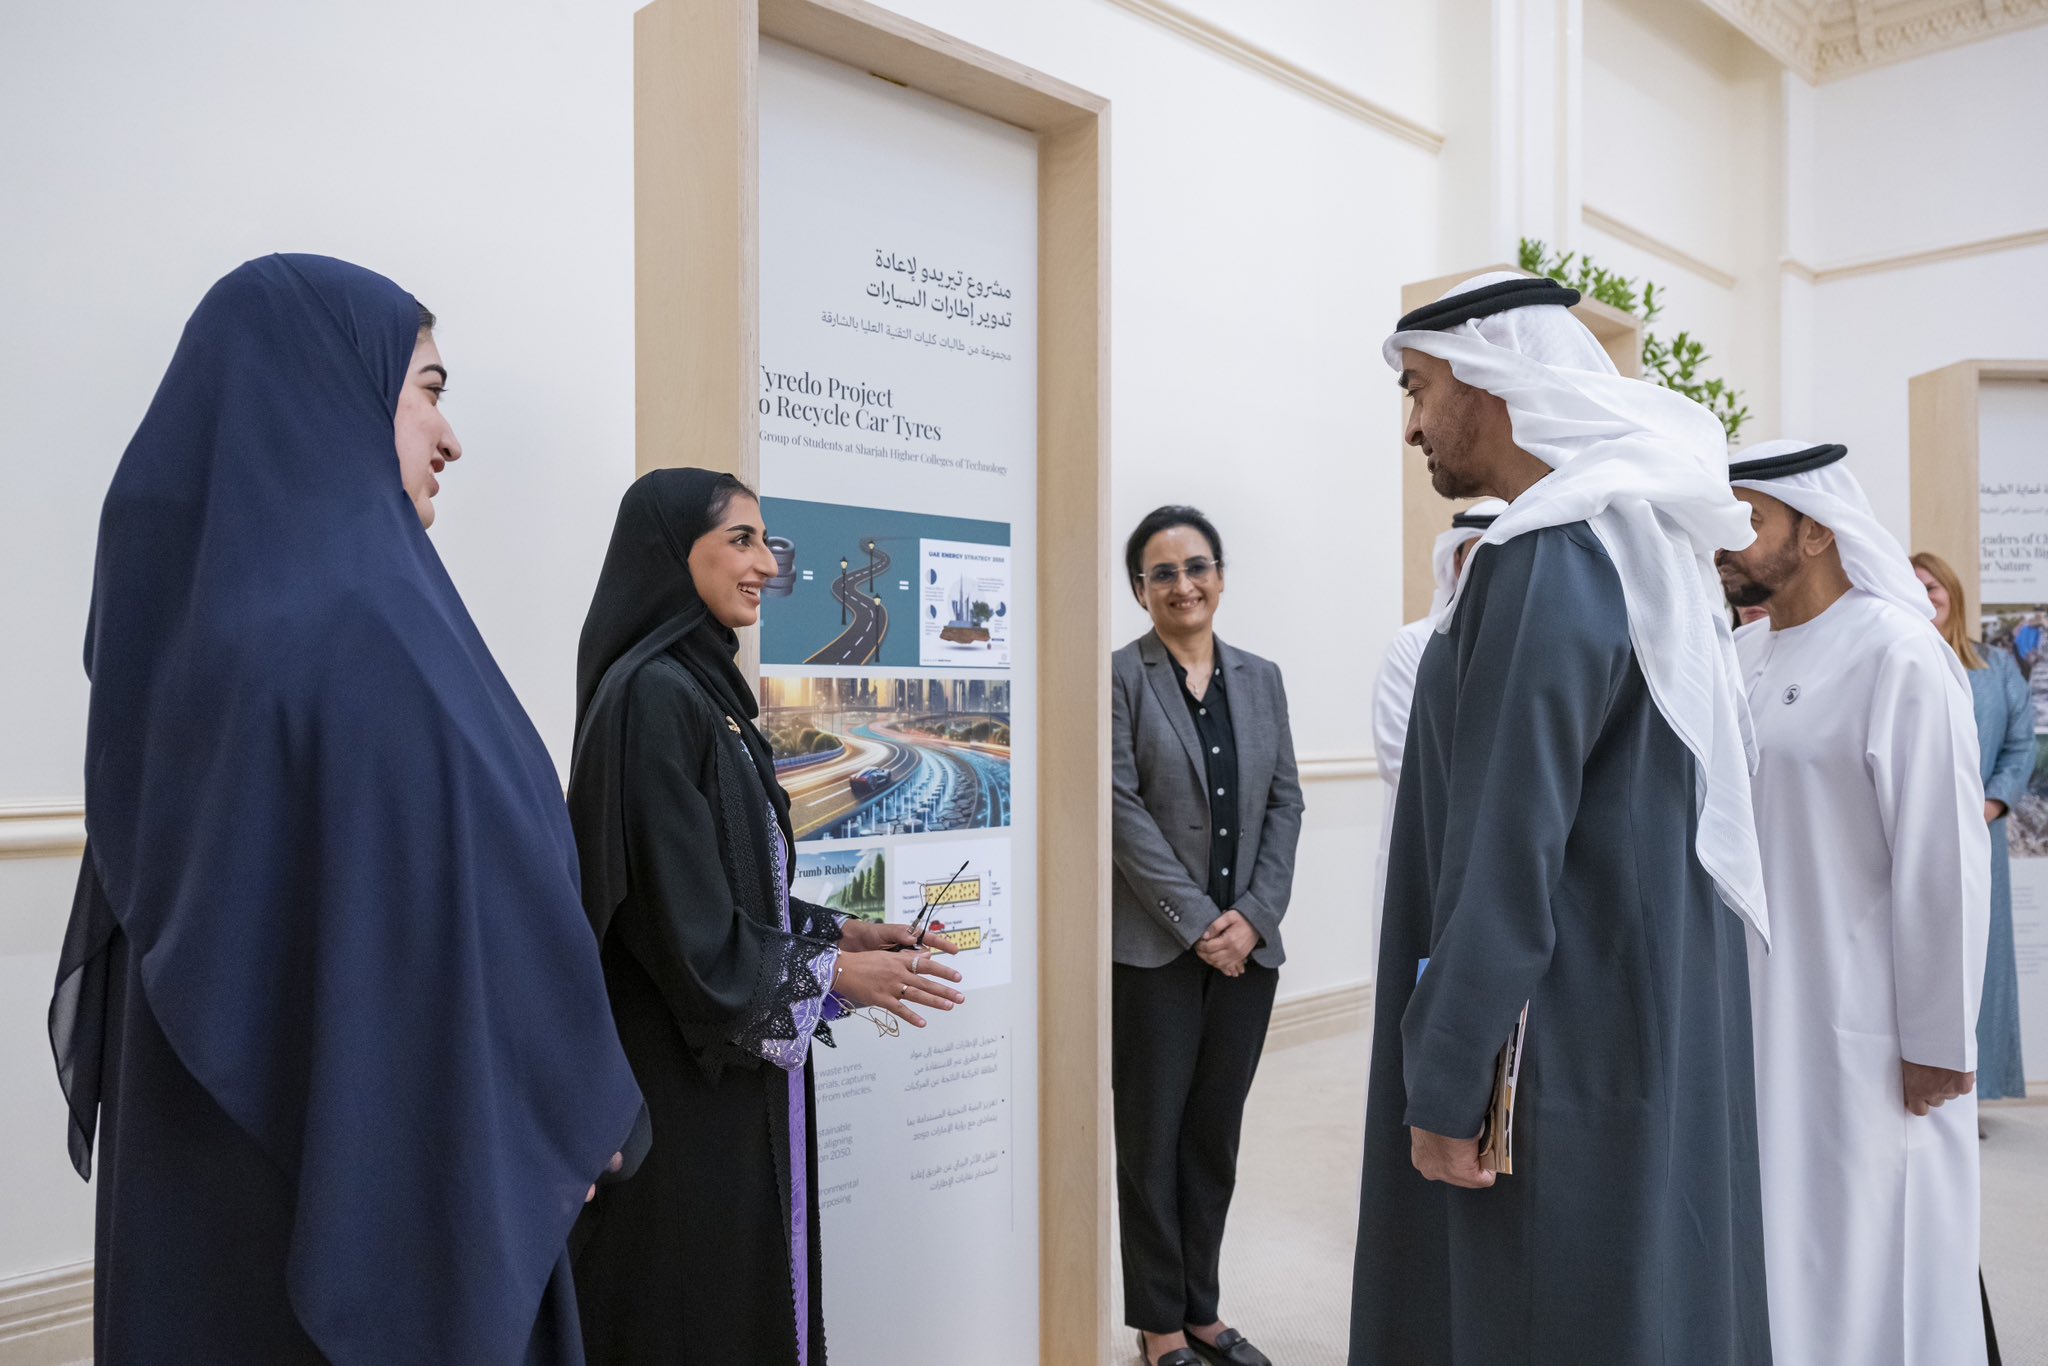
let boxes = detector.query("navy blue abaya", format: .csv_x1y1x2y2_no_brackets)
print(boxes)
50,254,642,1365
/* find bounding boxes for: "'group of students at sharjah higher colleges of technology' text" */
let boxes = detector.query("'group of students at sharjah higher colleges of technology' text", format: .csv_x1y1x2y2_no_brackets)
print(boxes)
48,253,2016,1366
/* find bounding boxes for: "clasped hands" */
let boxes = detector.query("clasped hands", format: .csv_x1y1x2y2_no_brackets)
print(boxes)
830,920,966,1028
1198,909,1259,977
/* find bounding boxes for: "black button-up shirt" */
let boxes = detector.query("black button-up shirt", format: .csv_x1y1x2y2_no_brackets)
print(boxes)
1169,651,1239,910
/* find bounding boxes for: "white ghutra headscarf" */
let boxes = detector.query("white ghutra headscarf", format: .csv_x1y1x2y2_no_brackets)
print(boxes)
1728,438,1967,693
1428,499,1508,618
1385,271,1770,943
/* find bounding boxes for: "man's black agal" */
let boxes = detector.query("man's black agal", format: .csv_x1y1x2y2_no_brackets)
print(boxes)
1728,443,1848,482
1396,277,1582,333
1452,511,1499,531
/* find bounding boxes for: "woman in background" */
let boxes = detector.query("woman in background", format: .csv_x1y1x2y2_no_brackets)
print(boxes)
1110,505,1302,1366
50,254,641,1364
1914,551,2029,1100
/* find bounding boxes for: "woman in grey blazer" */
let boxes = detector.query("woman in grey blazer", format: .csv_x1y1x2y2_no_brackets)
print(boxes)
1112,506,1303,1366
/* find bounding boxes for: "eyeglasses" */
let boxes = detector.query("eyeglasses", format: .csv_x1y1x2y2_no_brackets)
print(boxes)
1143,558,1221,588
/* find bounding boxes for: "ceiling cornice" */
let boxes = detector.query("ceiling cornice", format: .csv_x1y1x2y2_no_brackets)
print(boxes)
1699,0,1818,72
1698,0,2048,80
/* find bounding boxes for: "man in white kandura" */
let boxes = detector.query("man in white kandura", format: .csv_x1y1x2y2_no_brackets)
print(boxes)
1368,500,1505,947
1717,438,1990,1366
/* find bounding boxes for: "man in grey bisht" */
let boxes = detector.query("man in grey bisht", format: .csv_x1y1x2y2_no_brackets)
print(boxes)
1349,274,1774,1365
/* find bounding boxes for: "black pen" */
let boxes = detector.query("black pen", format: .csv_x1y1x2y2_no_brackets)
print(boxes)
895,859,970,950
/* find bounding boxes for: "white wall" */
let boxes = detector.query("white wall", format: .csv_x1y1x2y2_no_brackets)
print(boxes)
0,0,650,1284
1175,0,1440,131
0,858,90,1281
1783,25,2048,536
1579,0,1784,440
1793,26,2048,267
0,0,649,794
0,0,1443,1287
868,0,1445,1011
1583,0,1746,277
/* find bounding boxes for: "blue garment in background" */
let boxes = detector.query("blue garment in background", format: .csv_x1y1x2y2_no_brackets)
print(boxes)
2013,622,2042,670
49,254,642,1363
1971,645,2031,1099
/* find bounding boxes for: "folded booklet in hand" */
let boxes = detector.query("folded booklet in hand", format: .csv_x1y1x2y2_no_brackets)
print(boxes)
1477,1003,1528,1175
1415,957,1528,1177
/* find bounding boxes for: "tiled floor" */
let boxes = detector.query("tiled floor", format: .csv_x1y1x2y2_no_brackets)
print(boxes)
1112,1023,2048,1364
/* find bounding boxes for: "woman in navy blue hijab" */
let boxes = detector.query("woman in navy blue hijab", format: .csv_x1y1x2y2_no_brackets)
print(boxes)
49,254,643,1364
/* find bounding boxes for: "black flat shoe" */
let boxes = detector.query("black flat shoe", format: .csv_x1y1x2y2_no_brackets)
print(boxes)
1186,1327,1272,1366
1136,1331,1207,1366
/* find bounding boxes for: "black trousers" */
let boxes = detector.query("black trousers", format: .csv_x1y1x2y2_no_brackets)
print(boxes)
1112,951,1278,1333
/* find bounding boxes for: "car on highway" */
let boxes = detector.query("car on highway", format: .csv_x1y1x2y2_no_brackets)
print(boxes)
848,766,896,799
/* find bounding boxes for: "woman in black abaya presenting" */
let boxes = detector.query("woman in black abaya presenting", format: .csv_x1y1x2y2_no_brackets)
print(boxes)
569,468,966,1364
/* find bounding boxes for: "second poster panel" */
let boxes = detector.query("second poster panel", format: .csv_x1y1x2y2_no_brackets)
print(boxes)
758,36,1041,1360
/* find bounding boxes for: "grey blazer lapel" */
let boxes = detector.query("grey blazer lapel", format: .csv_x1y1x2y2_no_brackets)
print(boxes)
1138,631,1207,783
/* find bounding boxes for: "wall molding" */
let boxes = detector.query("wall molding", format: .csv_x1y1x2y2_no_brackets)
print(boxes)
1581,205,1739,290
0,802,86,861
1267,979,1372,1050
1102,0,1444,154
0,1261,92,1364
1297,753,1377,783
1783,225,2048,284
0,757,1378,863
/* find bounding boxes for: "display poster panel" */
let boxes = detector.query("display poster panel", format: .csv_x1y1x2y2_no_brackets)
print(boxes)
758,38,1041,1358
1978,378,2048,1084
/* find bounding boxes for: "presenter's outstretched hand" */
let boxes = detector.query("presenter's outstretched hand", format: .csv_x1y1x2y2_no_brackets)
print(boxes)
1901,1060,1975,1116
1197,910,1258,976
833,946,965,1028
1410,1127,1494,1189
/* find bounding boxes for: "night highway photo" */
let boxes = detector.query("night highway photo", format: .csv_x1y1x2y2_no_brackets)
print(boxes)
761,675,1012,840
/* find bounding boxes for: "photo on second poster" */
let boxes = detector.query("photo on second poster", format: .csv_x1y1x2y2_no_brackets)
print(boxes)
1985,603,2048,858
759,497,1012,670
793,845,889,923
763,674,1011,841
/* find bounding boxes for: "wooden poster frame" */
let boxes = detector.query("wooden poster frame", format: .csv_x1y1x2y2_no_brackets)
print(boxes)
1396,265,1643,623
1910,359,2048,634
633,2,1111,1360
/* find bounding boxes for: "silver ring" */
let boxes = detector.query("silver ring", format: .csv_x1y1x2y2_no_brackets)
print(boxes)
913,951,929,974
899,983,909,998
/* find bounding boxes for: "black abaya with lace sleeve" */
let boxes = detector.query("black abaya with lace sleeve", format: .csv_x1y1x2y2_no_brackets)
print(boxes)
610,652,839,1071
571,647,839,1364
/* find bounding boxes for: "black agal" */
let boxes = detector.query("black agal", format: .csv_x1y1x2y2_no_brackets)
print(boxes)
1728,443,1848,481
1396,277,1582,332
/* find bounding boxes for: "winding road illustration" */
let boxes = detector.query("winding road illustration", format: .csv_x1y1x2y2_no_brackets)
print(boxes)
779,713,1011,840
806,544,892,666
